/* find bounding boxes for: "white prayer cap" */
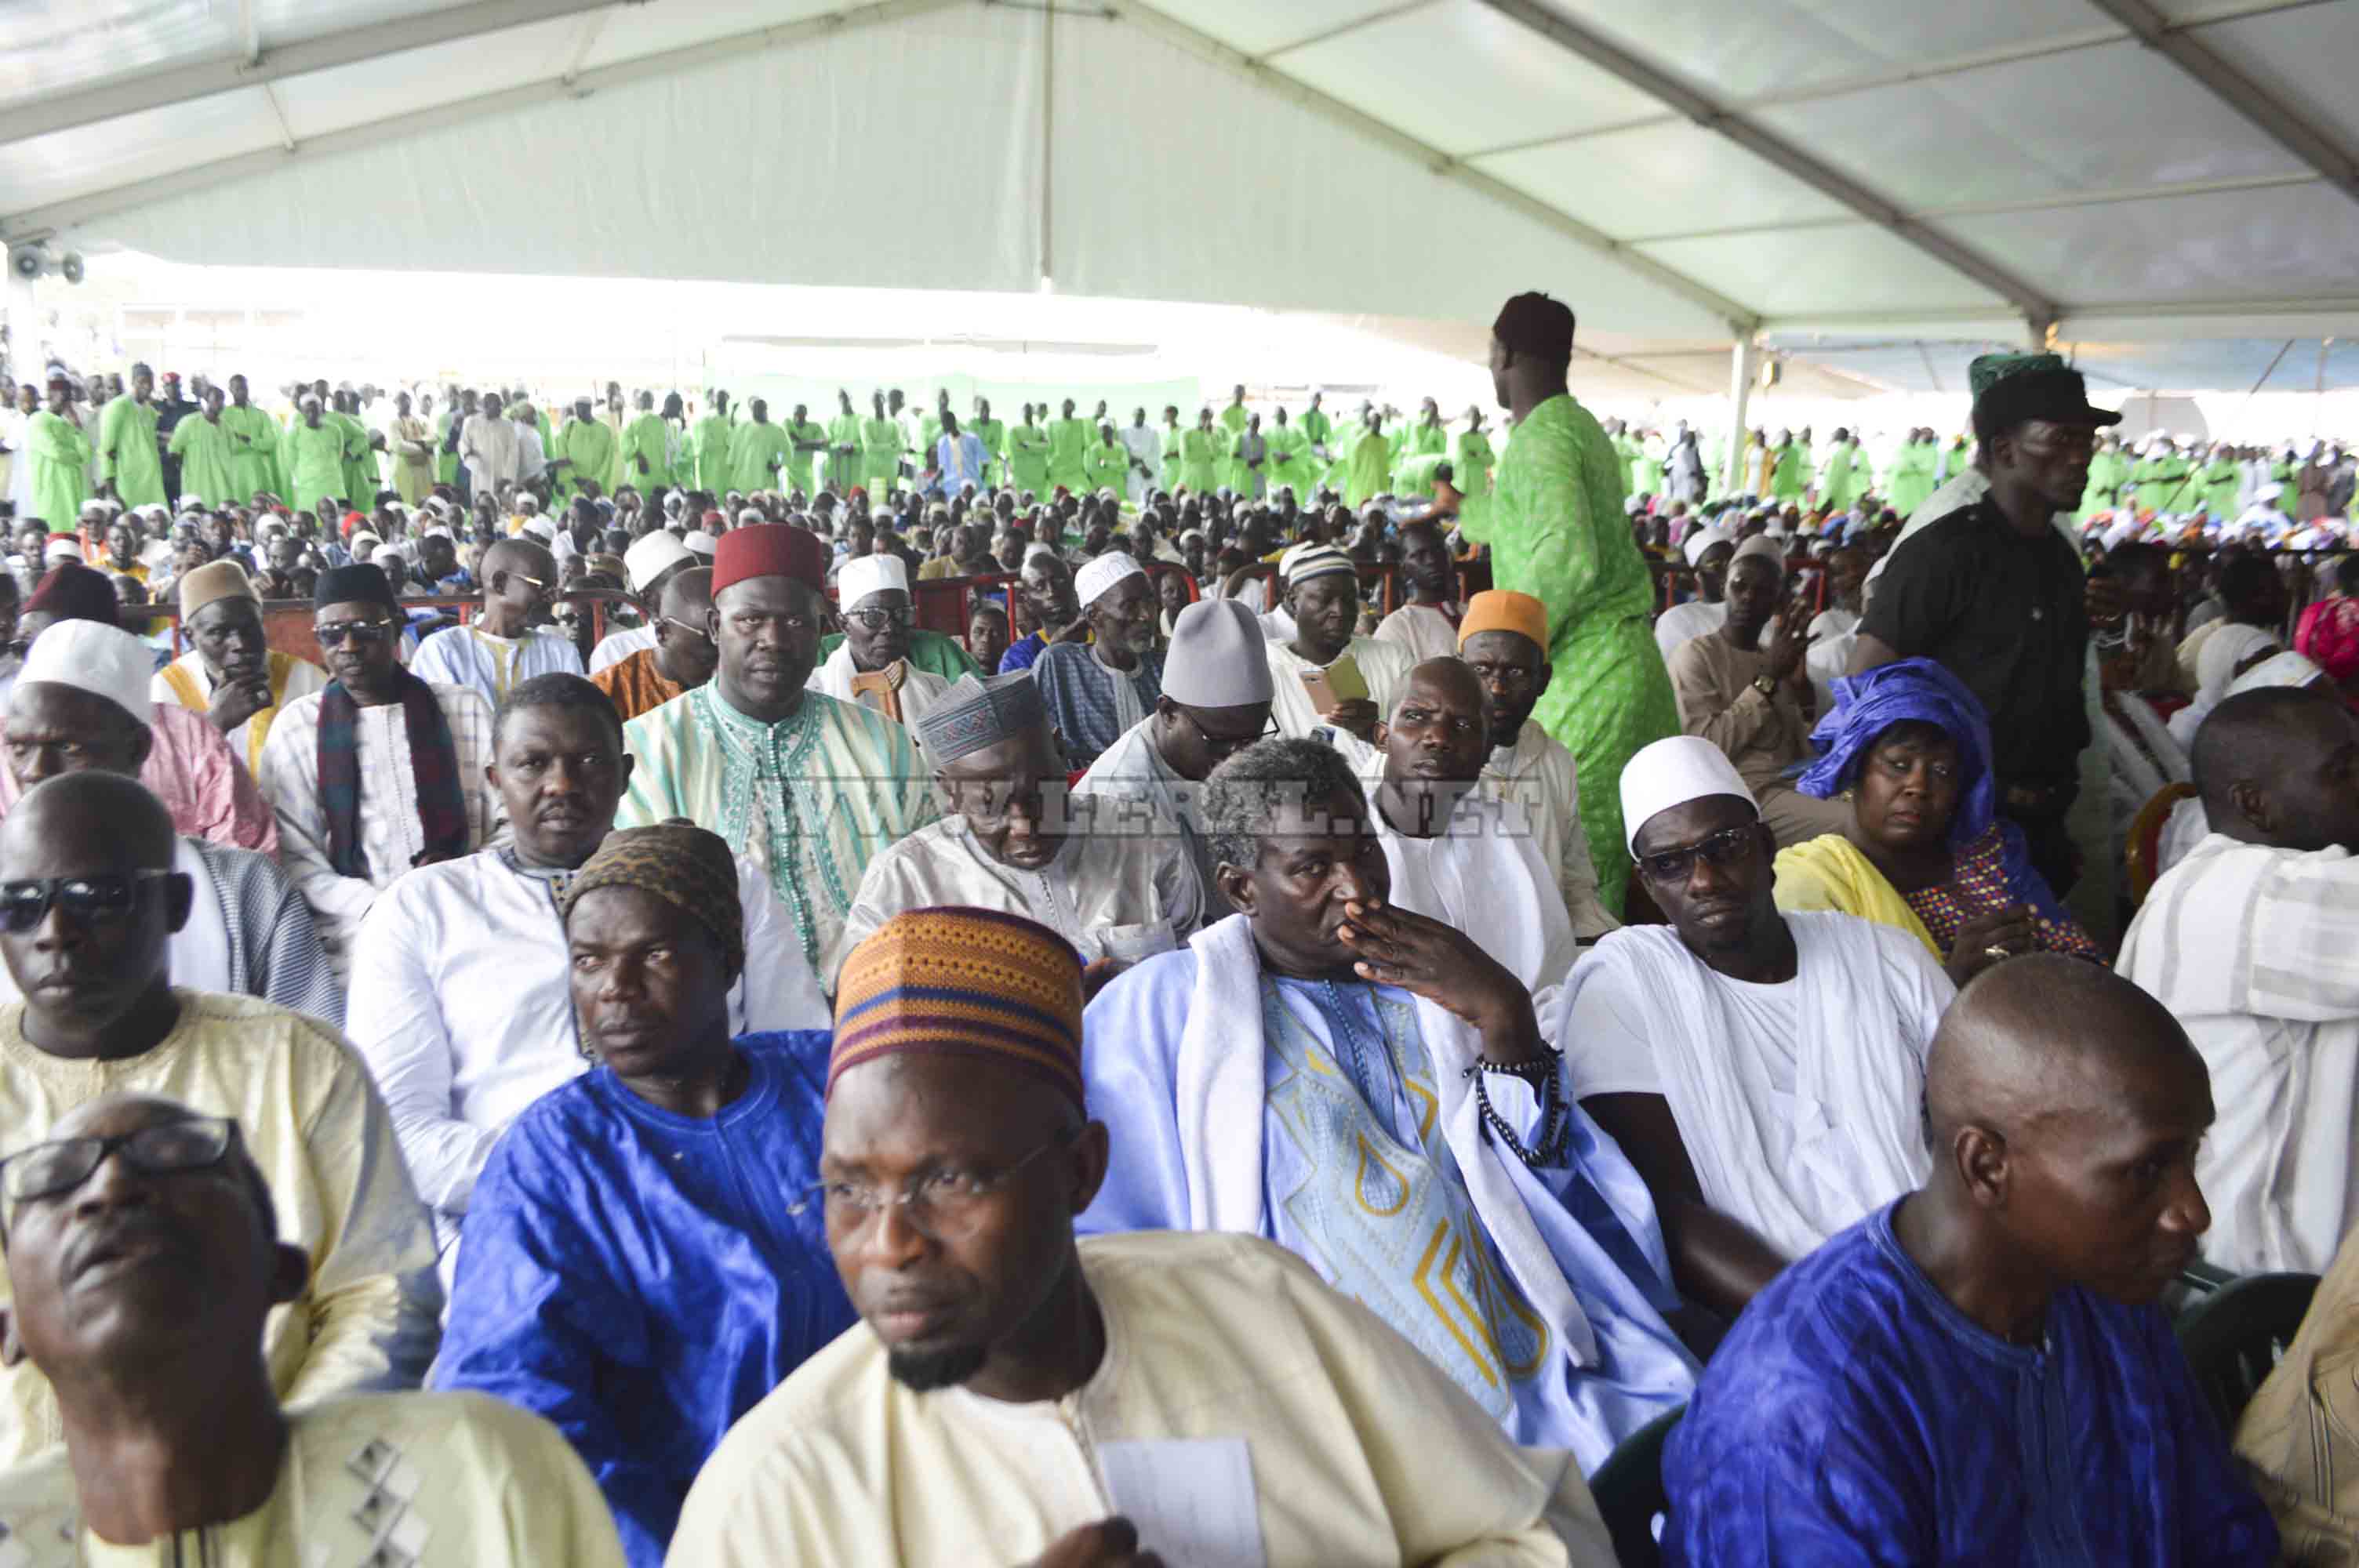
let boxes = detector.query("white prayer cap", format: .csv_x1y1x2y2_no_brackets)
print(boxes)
1023,543,1058,569
682,530,716,558
349,532,382,556
1074,550,1144,608
2228,649,2324,698
1619,735,1757,855
1730,534,1785,572
299,393,322,409
2256,481,2284,503
623,531,695,594
1177,528,1205,546
422,525,453,542
1681,526,1732,568
372,544,405,570
838,552,908,608
1281,546,1358,589
520,518,555,543
2101,519,2140,551
43,537,84,565
737,508,765,527
1162,600,1274,709
19,619,153,728
174,493,204,511
78,499,108,521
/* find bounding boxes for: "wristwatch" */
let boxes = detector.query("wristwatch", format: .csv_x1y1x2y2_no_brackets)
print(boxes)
1753,673,1778,698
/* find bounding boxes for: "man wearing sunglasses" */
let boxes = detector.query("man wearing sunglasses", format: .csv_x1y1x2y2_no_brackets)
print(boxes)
0,1092,626,1563
257,564,497,975
809,554,952,738
1549,736,1954,1323
409,538,583,710
591,564,715,724
0,776,443,1468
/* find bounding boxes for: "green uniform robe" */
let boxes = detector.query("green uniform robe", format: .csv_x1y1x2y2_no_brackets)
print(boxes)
221,403,282,502
2077,450,2129,521
279,420,348,515
1490,394,1676,915
620,413,675,492
1609,433,1639,498
1768,442,1808,504
1887,442,1938,518
784,420,829,495
1301,407,1334,466
554,418,619,504
694,414,735,492
727,419,791,493
1082,440,1129,496
860,416,904,493
1009,422,1052,494
1178,426,1223,496
1219,404,1250,492
1267,423,1311,497
972,419,1007,488
434,408,461,490
1158,424,1185,492
166,413,238,507
97,396,166,510
825,412,863,492
1395,419,1452,495
2133,456,2193,514
25,411,91,533
1047,419,1090,495
1344,430,1391,509
331,412,375,508
2199,459,2241,521
1633,435,1667,503
1818,441,1867,513
1454,427,1496,538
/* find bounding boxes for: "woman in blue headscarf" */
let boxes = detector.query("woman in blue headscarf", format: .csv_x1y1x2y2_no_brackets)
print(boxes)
1772,656,2101,985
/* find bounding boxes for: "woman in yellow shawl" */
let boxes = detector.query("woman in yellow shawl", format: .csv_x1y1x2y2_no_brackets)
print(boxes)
1772,656,2103,985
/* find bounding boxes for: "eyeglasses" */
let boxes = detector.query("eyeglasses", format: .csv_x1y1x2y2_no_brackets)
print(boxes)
0,1115,238,1210
1179,708,1280,760
660,615,710,641
844,606,913,632
1636,825,1758,885
315,620,394,648
811,1127,1077,1234
0,869,180,934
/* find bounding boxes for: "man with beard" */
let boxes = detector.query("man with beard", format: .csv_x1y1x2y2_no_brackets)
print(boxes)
808,554,952,739
668,908,1615,1566
152,561,328,775
1372,520,1462,662
1261,546,1411,742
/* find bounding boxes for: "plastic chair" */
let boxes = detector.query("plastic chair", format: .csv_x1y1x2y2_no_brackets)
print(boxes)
2173,1270,2321,1433
2125,779,2198,909
1589,1405,1684,1568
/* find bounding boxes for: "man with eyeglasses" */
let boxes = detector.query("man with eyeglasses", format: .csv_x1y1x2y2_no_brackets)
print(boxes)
1080,737,1697,1470
151,561,329,778
0,1091,626,1562
809,554,952,739
347,676,821,1276
1456,592,1616,942
430,825,843,1566
409,538,583,709
671,906,1615,1566
1074,598,1275,926
617,526,934,983
0,773,445,1468
591,564,715,724
588,529,691,693
1548,736,1954,1323
841,672,1200,996
257,564,498,975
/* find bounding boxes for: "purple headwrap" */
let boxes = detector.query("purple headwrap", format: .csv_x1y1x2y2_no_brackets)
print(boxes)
1796,657,1997,844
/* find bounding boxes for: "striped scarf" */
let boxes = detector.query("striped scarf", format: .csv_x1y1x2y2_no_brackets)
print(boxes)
317,669,468,879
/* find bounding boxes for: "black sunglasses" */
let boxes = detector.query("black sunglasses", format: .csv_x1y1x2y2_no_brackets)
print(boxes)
0,869,180,934
315,620,394,648
0,1115,239,1208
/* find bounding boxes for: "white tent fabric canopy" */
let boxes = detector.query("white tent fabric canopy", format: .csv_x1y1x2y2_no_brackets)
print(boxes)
5,0,2359,392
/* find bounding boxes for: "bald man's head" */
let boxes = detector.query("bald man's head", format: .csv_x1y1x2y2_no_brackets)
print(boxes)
2,770,176,875
1377,659,1489,828
1921,955,2212,1307
2193,686,2359,854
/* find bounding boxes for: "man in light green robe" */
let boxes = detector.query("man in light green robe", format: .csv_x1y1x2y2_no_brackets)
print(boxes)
97,365,167,511
1047,400,1090,495
916,394,947,481
2077,434,2128,521
1344,412,1391,509
1218,386,1251,493
279,397,349,517
861,392,904,496
2132,439,2192,513
1082,423,1129,499
2198,442,2241,521
1392,397,1452,495
433,387,463,492
1178,409,1223,497
1607,419,1639,498
1452,410,1496,538
694,391,736,493
1158,407,1185,493
1300,394,1334,477
554,397,620,505
970,398,1007,489
784,405,830,497
1485,291,1676,916
620,392,675,492
726,399,791,494
27,382,92,534
318,387,374,508
826,392,864,494
1768,430,1808,505
1266,407,1311,499
1886,430,1938,518
1817,427,1869,513
221,375,282,503
1632,428,1667,502
1008,405,1052,495
166,386,239,507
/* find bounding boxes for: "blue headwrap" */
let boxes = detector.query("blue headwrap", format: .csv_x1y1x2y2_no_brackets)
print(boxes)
1796,657,1997,844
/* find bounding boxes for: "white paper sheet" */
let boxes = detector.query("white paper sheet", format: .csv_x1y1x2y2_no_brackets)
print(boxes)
1096,1436,1268,1568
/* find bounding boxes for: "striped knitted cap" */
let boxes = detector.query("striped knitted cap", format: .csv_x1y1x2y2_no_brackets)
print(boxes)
830,907,1085,1111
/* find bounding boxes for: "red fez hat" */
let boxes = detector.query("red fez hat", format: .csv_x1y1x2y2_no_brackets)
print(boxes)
712,523,829,597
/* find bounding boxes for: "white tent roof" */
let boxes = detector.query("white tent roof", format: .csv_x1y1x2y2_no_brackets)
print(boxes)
5,0,2359,392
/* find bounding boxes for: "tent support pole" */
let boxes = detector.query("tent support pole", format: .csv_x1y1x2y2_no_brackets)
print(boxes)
1725,340,1757,495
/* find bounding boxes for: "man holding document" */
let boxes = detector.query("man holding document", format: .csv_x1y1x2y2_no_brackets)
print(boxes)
1261,545,1412,742
668,908,1615,1566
